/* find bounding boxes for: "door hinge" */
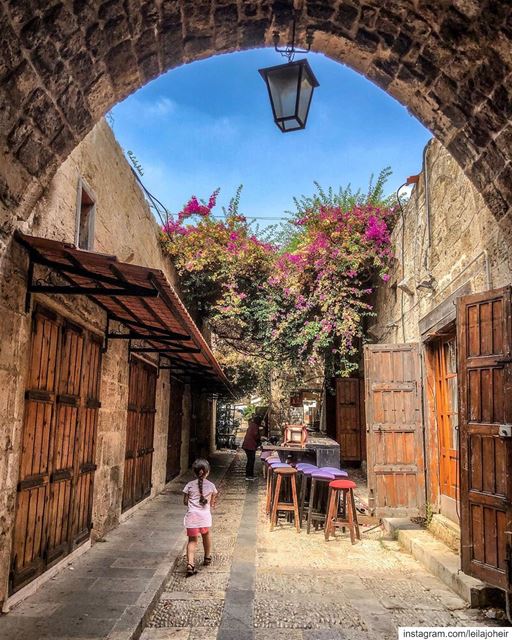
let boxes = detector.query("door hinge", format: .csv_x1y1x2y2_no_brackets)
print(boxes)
506,535,512,585
499,424,512,438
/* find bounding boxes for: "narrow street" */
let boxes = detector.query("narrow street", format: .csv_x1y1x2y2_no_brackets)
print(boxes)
142,453,492,640
0,452,501,640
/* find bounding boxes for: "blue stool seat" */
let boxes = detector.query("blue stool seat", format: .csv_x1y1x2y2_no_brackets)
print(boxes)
296,463,317,471
319,467,348,478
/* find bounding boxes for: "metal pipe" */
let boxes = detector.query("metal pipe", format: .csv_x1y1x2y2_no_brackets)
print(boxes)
423,144,432,266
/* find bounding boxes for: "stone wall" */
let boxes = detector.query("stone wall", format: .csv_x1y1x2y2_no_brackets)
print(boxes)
0,2,511,227
371,138,512,346
370,138,512,516
0,119,214,606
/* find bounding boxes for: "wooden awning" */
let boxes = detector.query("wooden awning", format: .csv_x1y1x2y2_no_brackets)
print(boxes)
16,232,231,395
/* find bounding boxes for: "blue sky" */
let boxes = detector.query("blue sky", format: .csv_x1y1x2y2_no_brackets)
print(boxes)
110,48,431,228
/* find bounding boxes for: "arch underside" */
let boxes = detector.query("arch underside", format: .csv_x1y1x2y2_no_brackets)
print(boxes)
0,0,511,223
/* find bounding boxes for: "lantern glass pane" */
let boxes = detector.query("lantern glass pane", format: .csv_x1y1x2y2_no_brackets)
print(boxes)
298,74,314,126
282,119,300,131
267,64,300,120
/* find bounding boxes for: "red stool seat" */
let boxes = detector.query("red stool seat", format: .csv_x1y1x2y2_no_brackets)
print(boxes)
329,479,356,490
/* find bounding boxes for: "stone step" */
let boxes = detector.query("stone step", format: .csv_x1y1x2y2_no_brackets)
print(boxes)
428,514,461,553
382,517,496,608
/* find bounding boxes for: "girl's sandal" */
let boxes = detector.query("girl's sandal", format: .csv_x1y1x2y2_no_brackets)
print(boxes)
186,563,197,577
203,557,212,566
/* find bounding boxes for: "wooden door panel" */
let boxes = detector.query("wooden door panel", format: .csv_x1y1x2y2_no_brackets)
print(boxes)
72,337,101,545
11,310,60,591
365,343,425,517
335,378,364,462
123,358,156,511
458,287,512,590
46,324,84,566
11,309,102,594
166,381,183,481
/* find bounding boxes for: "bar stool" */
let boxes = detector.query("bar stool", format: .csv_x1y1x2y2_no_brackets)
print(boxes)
325,479,361,544
265,462,290,515
297,466,319,528
270,467,300,532
261,451,277,478
306,470,335,534
295,464,318,525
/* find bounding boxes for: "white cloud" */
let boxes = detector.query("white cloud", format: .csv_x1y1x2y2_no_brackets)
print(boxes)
145,97,177,117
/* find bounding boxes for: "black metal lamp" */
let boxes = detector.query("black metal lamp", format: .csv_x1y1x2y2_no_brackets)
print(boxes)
259,59,319,132
259,17,319,132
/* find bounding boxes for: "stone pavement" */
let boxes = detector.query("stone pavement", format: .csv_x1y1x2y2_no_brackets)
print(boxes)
0,453,234,640
0,453,500,640
142,455,499,640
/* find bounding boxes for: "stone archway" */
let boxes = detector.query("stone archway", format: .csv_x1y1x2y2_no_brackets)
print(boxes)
0,1,511,222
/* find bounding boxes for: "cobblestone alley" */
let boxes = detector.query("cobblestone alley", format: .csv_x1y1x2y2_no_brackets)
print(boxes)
0,452,498,640
142,453,494,640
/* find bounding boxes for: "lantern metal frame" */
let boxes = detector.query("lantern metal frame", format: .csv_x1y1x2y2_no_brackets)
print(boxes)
258,58,319,132
258,12,318,132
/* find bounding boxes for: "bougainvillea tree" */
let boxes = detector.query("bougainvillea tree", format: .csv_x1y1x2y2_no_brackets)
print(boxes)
160,170,397,396
269,171,397,376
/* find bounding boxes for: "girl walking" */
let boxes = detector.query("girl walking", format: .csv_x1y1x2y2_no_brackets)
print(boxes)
183,459,218,577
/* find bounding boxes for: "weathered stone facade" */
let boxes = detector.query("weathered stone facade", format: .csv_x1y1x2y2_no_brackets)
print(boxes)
371,137,512,522
372,138,512,345
0,1,511,226
0,119,215,607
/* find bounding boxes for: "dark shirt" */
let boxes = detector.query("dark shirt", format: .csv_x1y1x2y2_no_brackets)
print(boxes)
242,422,261,451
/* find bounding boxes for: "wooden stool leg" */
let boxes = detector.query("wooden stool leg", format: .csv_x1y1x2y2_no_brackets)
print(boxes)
270,475,282,531
298,474,307,527
307,479,316,534
324,488,336,541
266,468,274,516
290,475,300,533
346,489,356,544
342,489,347,532
350,488,361,540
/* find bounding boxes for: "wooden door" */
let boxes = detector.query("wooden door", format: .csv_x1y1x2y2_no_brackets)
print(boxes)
457,287,512,590
122,358,157,511
365,343,426,517
11,308,60,591
71,336,101,546
166,380,184,482
46,321,85,566
335,378,365,462
433,337,459,502
11,308,101,593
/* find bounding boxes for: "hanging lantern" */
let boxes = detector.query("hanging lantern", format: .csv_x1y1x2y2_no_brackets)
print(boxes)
259,59,319,132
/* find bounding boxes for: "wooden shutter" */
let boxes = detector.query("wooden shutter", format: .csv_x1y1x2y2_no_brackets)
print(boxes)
11,309,60,590
11,309,102,593
139,364,157,500
365,343,426,517
122,358,157,511
457,287,512,590
46,321,85,566
335,377,365,463
166,380,184,482
71,335,101,546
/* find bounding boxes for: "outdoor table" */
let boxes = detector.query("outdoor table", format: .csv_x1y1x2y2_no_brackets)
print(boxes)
262,433,341,468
